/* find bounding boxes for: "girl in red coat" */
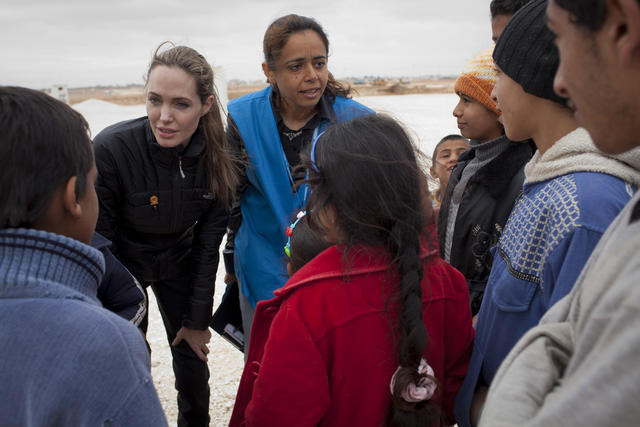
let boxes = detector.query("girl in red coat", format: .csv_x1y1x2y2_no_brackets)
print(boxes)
230,114,474,426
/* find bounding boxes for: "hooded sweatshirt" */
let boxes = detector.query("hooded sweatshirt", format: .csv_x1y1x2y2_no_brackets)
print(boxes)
454,127,640,427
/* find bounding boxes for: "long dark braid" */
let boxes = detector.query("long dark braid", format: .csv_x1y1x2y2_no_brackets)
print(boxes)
302,114,440,426
388,220,440,426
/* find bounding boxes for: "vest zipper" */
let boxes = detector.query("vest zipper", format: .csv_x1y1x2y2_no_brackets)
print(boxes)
178,156,186,179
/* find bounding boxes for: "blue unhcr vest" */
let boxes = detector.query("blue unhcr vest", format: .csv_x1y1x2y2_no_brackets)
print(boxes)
228,86,373,307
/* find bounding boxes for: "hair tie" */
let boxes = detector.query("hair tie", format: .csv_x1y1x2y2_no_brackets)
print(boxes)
284,210,307,258
389,358,437,403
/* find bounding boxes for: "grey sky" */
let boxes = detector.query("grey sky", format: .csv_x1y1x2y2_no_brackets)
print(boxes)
1,0,492,88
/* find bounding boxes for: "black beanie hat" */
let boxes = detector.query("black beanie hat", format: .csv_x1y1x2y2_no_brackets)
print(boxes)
493,0,565,105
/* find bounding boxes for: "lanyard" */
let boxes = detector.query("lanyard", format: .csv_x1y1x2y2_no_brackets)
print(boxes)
282,127,321,210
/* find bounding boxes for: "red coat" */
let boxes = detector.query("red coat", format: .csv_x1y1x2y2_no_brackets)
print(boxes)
230,242,473,426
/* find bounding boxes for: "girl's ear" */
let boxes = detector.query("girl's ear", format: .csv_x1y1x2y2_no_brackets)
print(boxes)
316,203,340,244
62,176,82,219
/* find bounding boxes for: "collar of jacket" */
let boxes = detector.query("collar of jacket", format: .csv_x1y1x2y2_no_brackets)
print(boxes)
0,228,105,304
272,91,334,129
90,231,112,250
144,119,207,161
272,239,439,301
453,136,533,199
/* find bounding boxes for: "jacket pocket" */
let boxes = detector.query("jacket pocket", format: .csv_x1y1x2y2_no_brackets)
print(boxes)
490,249,539,312
177,188,211,223
123,190,172,232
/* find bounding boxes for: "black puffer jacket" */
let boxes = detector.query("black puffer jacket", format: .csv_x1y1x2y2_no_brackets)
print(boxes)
94,117,229,329
437,138,533,315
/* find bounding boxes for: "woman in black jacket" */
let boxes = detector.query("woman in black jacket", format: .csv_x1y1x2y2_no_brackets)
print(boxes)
94,43,237,427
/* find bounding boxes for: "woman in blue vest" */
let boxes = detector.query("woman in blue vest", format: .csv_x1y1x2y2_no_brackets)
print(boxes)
224,14,373,350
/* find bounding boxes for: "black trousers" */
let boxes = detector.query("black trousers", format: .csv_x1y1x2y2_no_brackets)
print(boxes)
148,278,210,427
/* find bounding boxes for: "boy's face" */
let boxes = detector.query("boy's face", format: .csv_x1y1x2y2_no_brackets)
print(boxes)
430,138,469,186
75,163,99,245
453,92,503,142
547,0,640,154
492,67,537,143
491,13,513,42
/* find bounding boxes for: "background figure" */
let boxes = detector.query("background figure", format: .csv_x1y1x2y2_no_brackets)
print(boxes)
94,43,236,426
224,14,373,354
92,231,147,329
454,1,640,425
429,134,470,219
230,114,474,426
284,211,332,275
439,47,533,318
490,0,533,41
0,86,166,426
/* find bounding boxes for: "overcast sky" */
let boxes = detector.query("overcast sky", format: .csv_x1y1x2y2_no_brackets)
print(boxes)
1,0,493,89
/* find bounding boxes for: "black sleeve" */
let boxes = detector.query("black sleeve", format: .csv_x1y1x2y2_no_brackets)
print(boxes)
94,139,124,258
223,116,250,275
184,200,230,330
97,245,147,326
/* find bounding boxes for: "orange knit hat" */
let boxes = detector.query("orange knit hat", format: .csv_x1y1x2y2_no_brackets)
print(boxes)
454,46,500,115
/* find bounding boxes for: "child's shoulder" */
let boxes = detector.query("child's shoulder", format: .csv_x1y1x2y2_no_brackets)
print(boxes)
422,257,469,302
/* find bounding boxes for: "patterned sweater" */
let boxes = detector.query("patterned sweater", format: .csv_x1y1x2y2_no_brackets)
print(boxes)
454,127,640,427
0,228,167,426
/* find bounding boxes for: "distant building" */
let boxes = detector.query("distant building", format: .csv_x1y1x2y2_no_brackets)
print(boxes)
51,84,69,104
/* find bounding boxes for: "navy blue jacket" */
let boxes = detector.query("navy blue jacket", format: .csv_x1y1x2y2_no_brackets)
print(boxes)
92,232,146,326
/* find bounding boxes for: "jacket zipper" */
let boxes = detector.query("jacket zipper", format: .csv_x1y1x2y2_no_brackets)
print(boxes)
178,156,186,179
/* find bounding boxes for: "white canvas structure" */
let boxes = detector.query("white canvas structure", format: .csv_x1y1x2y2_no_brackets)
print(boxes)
51,84,69,104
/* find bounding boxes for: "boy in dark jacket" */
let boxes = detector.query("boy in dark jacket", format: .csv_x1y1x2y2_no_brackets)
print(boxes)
92,232,147,329
438,47,533,318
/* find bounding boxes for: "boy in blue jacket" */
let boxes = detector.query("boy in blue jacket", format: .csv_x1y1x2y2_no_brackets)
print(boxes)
0,86,166,426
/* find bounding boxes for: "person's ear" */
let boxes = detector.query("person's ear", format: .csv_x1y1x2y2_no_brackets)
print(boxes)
429,166,438,180
262,62,275,85
201,95,215,117
62,176,83,219
607,0,640,65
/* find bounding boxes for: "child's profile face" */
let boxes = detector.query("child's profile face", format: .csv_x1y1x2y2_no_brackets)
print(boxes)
453,92,503,142
491,68,537,142
430,138,470,186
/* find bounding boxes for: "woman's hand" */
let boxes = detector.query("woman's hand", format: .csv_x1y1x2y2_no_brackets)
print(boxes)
172,327,212,362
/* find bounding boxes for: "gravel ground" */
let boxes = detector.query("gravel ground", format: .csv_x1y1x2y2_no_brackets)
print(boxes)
146,255,245,426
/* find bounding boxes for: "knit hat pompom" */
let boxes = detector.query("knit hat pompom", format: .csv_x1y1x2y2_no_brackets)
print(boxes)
454,46,500,116
493,0,566,105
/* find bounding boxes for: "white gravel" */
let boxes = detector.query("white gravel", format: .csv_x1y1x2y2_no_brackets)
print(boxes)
146,251,245,426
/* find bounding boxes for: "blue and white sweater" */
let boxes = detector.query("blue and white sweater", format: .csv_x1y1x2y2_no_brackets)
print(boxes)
454,127,640,427
0,228,167,426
